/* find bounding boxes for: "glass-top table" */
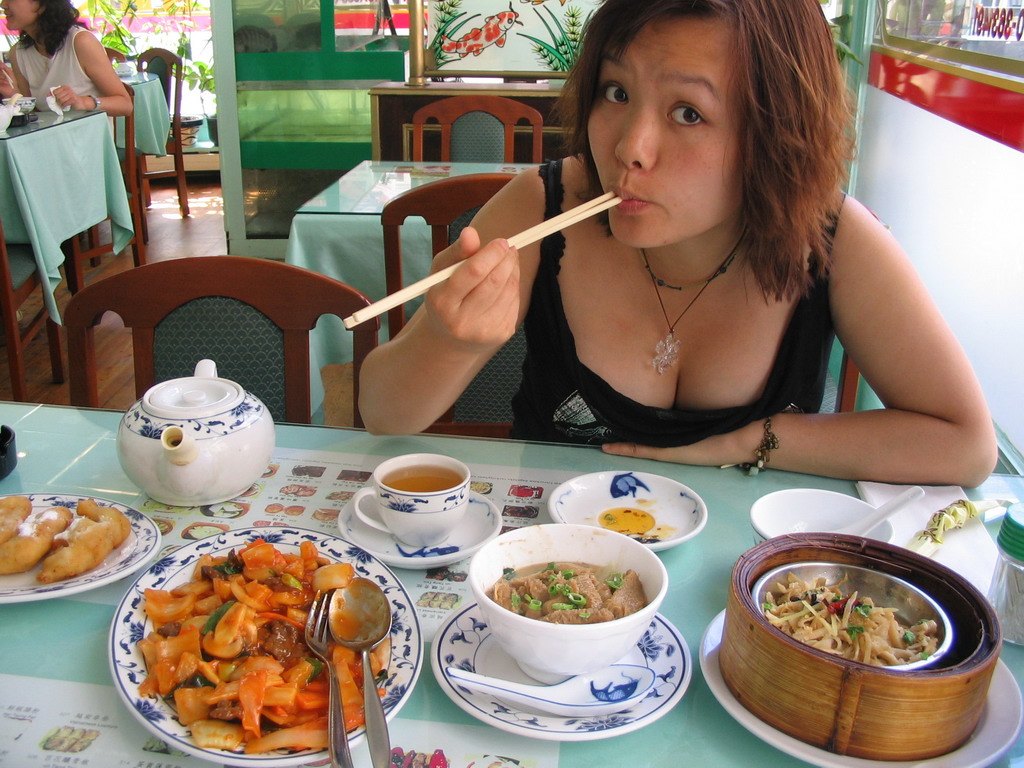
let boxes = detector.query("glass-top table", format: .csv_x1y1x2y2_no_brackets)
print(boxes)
296,160,535,216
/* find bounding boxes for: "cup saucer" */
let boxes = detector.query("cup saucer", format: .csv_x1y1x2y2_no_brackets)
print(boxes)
338,490,502,570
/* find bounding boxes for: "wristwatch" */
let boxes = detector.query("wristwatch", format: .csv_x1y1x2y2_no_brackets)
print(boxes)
92,96,102,111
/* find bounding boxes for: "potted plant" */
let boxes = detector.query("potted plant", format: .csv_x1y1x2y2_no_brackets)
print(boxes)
182,55,216,145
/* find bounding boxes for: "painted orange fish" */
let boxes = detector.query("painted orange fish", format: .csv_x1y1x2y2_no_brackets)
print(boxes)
440,6,524,58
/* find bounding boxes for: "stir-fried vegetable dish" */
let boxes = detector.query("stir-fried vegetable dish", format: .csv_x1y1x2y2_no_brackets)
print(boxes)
136,538,390,754
762,573,939,667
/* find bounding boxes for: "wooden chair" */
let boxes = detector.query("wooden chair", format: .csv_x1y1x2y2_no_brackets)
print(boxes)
64,87,146,294
410,95,544,164
104,47,126,64
63,256,379,426
382,173,513,338
136,48,189,220
0,216,65,401
380,173,522,438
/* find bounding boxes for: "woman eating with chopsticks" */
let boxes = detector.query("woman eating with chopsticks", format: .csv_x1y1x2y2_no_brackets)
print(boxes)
358,0,996,488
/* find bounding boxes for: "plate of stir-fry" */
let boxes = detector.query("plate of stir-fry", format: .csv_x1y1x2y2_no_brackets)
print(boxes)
109,527,422,767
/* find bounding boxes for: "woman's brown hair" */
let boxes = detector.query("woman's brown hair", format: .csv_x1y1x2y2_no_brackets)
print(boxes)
555,0,854,300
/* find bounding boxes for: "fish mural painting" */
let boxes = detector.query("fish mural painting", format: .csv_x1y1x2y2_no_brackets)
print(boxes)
439,6,524,58
428,0,600,75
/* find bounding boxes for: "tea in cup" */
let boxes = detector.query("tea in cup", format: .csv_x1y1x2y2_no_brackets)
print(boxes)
352,453,470,547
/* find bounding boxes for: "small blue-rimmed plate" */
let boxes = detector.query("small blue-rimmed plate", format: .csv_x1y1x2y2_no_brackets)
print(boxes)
339,491,501,569
432,603,691,741
0,493,160,604
109,526,423,767
548,471,708,552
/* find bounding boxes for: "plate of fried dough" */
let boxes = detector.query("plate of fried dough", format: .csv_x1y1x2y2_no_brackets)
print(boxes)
0,493,160,603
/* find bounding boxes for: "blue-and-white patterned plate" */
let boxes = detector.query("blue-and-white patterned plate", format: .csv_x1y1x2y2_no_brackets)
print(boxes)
548,471,708,551
0,493,160,604
339,491,502,570
432,603,691,741
109,526,423,767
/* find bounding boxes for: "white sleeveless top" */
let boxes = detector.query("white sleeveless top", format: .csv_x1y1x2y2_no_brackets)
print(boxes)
15,27,100,103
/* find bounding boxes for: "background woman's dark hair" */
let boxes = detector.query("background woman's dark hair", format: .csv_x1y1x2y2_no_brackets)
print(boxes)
555,0,854,300
16,0,83,57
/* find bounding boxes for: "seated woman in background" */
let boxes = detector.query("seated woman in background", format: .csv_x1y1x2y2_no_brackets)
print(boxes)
0,0,131,116
358,0,996,488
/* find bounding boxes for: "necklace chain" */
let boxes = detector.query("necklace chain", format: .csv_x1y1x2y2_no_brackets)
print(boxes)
644,231,745,375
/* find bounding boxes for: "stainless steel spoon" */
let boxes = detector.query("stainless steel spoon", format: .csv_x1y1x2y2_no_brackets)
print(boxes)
329,577,393,768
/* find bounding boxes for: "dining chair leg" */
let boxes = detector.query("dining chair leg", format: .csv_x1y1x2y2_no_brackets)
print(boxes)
46,318,65,384
173,149,190,218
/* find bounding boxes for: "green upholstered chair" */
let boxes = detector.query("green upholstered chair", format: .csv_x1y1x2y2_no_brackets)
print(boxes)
410,95,545,164
380,173,524,438
62,256,378,425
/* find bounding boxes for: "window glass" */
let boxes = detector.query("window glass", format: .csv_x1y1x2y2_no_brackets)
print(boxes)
876,1,1024,76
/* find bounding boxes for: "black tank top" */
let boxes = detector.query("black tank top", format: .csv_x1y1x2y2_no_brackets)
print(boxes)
510,160,836,446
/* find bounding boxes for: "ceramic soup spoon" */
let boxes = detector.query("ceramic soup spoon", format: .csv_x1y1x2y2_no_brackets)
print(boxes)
446,663,657,717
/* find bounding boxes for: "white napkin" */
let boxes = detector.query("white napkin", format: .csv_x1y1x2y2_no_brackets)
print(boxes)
856,481,998,595
46,86,69,117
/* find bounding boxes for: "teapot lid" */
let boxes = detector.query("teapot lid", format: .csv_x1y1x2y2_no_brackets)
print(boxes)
142,376,245,420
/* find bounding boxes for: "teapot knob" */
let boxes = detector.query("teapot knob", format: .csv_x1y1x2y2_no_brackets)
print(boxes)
194,359,218,378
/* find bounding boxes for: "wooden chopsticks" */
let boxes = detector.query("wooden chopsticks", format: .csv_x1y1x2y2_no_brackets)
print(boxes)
343,191,621,330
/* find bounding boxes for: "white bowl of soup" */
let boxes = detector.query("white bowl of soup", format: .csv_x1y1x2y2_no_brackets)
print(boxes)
468,523,668,684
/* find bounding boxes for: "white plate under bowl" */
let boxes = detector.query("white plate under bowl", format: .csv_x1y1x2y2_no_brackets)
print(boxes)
0,493,160,603
548,471,707,551
338,490,501,569
699,610,1022,768
109,526,423,767
432,602,691,741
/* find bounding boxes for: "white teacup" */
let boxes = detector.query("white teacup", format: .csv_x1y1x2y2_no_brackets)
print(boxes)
353,453,470,547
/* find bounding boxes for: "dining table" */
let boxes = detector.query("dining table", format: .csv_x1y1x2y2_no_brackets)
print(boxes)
0,399,1021,768
285,161,533,419
0,110,134,322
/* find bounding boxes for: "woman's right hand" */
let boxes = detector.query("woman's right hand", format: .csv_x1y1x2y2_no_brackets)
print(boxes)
420,226,521,352
0,61,17,99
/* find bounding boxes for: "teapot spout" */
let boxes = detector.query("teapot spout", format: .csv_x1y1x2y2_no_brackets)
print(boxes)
161,426,199,466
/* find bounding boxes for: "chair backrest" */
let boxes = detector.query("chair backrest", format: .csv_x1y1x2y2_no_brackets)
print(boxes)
381,173,514,338
63,256,379,425
380,173,524,437
411,95,544,164
136,48,184,143
104,47,126,64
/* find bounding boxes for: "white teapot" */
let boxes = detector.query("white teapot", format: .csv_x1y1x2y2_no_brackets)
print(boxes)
117,359,275,507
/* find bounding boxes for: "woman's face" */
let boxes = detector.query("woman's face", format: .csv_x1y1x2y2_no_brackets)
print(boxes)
1,0,43,33
588,15,744,250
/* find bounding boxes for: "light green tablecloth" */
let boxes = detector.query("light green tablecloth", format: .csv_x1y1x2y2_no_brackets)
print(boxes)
123,73,170,157
285,212,433,414
1,111,133,321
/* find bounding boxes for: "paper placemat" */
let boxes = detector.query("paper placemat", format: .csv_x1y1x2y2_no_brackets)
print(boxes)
856,482,998,596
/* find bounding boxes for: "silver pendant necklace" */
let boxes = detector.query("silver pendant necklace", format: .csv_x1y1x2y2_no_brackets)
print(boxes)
642,231,745,375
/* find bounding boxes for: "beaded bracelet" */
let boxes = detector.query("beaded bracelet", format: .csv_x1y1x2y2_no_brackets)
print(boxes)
740,416,779,476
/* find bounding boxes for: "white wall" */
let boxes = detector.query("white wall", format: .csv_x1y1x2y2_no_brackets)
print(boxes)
854,87,1024,462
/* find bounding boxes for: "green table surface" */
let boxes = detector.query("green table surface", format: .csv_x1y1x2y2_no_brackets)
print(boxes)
0,401,1020,767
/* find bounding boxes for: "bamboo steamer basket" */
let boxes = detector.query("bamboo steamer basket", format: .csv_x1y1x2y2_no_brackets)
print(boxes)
720,533,1001,761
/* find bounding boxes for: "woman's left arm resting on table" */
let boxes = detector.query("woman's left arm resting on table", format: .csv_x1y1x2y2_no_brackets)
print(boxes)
605,197,998,487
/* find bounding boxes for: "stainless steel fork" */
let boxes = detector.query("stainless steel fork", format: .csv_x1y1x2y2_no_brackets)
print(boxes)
305,590,355,768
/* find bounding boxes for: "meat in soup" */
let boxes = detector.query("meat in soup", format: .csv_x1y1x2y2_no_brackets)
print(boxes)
488,561,647,624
